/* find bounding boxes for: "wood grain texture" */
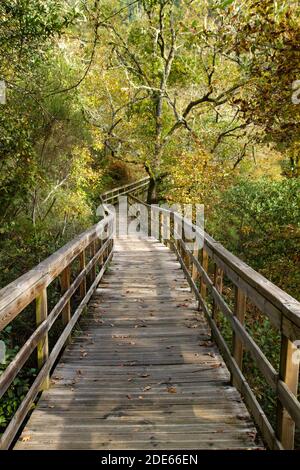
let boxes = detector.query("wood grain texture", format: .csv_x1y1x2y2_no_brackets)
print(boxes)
15,223,262,450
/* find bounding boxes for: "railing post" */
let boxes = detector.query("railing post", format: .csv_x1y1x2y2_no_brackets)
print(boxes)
79,249,87,301
182,233,191,273
158,211,163,242
61,265,71,344
192,239,199,283
148,206,152,237
276,335,299,449
36,288,49,390
231,286,247,387
165,212,171,248
200,249,208,302
90,241,96,282
212,265,224,323
98,238,104,268
170,211,175,247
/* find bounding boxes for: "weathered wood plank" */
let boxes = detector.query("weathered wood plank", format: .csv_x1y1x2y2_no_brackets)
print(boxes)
15,224,262,451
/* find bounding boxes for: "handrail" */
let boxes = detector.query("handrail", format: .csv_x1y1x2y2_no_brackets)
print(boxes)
0,177,150,449
101,177,150,203
128,194,300,451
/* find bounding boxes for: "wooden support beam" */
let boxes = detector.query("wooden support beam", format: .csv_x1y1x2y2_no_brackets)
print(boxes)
191,240,199,283
61,265,71,344
158,211,163,242
276,335,300,449
90,242,97,282
200,249,209,302
212,265,224,323
231,286,247,387
36,289,49,390
79,250,87,301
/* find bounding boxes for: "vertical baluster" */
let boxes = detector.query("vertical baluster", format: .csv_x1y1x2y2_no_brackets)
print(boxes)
90,241,96,282
200,249,208,302
212,265,224,323
182,227,190,273
61,265,71,344
159,211,163,242
36,289,49,390
276,335,299,449
231,286,246,387
192,239,199,284
79,249,87,301
165,211,171,248
98,238,104,269
170,211,175,248
147,206,155,237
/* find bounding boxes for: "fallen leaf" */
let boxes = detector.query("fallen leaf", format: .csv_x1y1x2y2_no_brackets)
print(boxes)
21,435,31,442
167,386,177,394
142,386,151,392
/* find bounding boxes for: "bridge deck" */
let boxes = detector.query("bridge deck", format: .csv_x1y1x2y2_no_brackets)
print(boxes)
15,233,262,450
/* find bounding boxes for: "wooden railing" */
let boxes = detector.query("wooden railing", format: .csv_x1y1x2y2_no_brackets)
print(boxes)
128,194,300,450
0,178,149,450
101,177,150,204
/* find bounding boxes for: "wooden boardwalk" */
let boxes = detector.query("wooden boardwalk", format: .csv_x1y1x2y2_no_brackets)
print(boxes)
15,231,261,450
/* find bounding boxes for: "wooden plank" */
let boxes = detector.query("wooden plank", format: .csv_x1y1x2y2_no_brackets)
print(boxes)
129,195,300,340
276,336,300,449
1,250,113,450
79,250,87,300
212,265,223,322
14,221,262,451
61,265,71,339
232,286,247,386
36,289,49,391
200,249,208,302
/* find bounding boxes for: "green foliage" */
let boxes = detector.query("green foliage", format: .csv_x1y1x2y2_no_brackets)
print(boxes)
0,327,37,431
208,177,300,299
0,0,299,446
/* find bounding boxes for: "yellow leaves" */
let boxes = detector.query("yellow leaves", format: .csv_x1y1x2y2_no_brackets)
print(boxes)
165,147,230,206
241,225,252,235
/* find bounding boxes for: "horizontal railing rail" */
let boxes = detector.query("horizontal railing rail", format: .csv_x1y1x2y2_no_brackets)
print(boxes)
0,177,150,449
128,194,300,451
101,177,150,204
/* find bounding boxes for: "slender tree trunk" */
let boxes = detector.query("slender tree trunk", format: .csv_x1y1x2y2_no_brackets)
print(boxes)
147,176,157,205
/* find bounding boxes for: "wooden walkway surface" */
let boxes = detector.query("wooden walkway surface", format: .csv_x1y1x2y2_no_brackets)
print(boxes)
15,231,262,450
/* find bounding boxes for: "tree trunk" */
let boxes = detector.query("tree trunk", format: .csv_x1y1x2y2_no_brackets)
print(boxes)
147,177,157,205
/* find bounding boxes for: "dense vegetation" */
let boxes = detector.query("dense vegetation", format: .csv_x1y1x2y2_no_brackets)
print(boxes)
0,0,299,445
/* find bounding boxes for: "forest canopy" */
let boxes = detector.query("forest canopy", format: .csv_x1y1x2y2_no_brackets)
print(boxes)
0,0,299,288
